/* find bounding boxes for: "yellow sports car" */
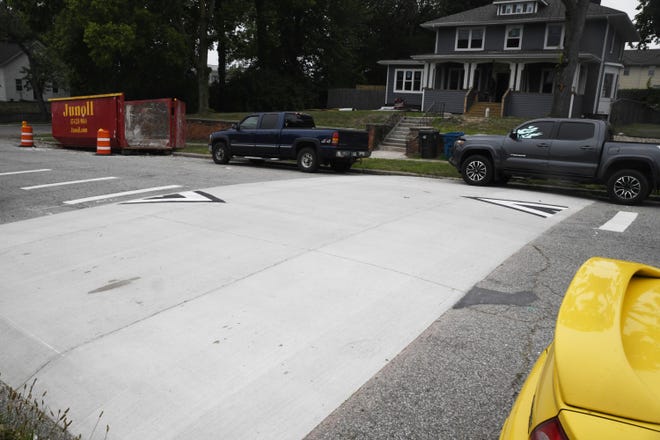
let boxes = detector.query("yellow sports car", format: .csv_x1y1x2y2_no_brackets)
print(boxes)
500,257,660,439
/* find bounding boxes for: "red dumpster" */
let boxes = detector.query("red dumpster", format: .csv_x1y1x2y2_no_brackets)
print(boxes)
50,93,127,149
49,93,185,152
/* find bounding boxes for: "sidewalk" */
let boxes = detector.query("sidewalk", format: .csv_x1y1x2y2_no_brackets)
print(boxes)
369,149,407,160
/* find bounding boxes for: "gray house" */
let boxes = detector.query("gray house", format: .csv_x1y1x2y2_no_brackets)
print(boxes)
378,0,638,118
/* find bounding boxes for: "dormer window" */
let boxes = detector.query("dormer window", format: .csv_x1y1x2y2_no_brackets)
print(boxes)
496,1,538,15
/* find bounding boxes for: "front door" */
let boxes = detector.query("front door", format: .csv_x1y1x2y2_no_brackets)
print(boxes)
597,66,619,115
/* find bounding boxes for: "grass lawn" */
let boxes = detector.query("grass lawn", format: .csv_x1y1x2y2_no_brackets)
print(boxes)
183,110,660,179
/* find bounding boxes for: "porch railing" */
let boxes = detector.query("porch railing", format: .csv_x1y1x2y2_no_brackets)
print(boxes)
464,88,477,114
501,88,512,117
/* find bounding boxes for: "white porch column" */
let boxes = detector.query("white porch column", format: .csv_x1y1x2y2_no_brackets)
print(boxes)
509,63,517,90
465,63,476,89
463,63,471,89
568,63,582,118
428,63,436,89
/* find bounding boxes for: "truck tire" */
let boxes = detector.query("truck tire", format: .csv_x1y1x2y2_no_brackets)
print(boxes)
297,147,319,172
331,160,352,173
461,155,493,186
606,169,649,205
212,142,231,164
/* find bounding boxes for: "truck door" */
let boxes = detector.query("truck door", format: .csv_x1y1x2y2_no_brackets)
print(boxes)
253,113,281,157
502,120,554,173
231,114,259,156
547,121,600,177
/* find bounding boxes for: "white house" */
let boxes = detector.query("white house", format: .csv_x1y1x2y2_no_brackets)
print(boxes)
0,42,68,102
620,49,660,89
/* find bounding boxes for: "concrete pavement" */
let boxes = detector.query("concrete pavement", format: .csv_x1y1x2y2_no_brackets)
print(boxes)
0,175,591,439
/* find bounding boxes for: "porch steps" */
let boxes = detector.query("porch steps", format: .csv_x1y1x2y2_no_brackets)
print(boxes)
378,116,428,152
467,101,502,118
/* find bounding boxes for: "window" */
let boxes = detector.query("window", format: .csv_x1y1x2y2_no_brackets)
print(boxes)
623,67,630,76
557,122,595,141
516,121,554,139
15,79,22,92
446,68,464,90
240,115,259,130
505,26,523,50
544,24,564,49
649,66,656,77
285,113,315,128
497,2,536,15
456,28,484,51
602,73,615,98
260,114,280,129
395,69,423,92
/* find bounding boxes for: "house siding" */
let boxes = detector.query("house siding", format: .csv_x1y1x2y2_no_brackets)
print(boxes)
0,50,68,102
507,92,552,117
385,65,424,107
423,89,465,113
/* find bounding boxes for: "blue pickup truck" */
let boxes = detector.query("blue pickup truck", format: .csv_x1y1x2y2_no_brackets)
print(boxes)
208,112,370,172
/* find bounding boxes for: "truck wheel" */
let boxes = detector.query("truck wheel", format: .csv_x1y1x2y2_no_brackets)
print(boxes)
212,142,230,164
461,155,493,186
297,147,318,172
607,169,649,205
331,160,352,173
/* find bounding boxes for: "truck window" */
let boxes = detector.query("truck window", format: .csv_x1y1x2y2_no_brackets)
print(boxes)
284,113,315,128
556,122,595,141
260,113,280,129
240,115,259,130
516,121,553,139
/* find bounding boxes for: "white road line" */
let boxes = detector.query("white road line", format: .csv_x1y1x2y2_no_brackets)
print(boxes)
0,169,51,176
598,211,638,232
63,185,182,205
22,177,118,190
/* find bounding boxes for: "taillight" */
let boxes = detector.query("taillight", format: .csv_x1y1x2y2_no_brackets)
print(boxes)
530,417,568,440
332,131,339,146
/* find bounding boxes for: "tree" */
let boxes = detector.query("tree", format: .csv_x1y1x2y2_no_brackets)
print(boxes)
549,0,590,117
0,0,64,118
195,0,215,114
635,0,660,48
51,0,194,103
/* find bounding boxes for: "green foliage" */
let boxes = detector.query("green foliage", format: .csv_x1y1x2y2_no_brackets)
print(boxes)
635,0,660,48
51,0,194,102
618,88,660,108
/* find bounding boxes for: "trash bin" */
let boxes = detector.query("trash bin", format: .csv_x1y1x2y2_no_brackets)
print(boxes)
442,131,464,159
419,130,439,159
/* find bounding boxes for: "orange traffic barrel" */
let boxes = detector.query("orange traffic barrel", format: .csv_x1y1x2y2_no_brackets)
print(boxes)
20,121,33,147
96,128,111,155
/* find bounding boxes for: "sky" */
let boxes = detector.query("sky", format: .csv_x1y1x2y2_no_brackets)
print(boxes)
207,0,654,64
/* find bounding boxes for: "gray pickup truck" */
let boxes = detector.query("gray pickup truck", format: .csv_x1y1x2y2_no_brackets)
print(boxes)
449,118,660,205
208,112,370,172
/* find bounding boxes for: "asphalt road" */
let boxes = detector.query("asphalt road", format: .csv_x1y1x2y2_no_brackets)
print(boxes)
1,130,659,439
0,136,311,224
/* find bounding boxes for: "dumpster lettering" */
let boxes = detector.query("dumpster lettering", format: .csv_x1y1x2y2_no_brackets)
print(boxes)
62,101,95,118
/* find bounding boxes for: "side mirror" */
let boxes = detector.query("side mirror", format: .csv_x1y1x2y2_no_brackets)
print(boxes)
509,130,518,140
232,123,239,131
